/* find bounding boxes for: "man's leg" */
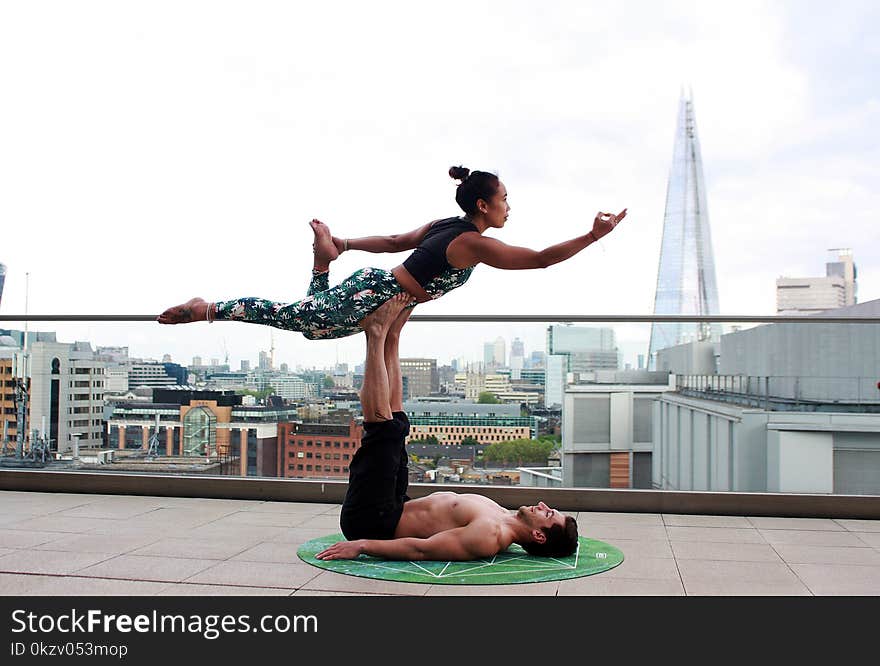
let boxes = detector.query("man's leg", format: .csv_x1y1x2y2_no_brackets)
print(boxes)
359,294,410,422
384,306,414,413
339,294,413,541
383,306,414,499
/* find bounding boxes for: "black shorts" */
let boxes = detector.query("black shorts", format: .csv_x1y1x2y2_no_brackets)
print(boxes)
339,411,410,541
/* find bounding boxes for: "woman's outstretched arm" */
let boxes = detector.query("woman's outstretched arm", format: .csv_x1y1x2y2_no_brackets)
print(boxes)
332,220,437,255
454,209,627,270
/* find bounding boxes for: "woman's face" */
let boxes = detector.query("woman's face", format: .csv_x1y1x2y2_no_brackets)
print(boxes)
478,181,510,228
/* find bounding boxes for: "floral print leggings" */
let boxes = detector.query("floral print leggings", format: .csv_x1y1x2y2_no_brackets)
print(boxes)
213,267,407,340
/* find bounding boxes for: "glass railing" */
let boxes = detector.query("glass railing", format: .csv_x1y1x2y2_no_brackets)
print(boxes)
1,313,878,508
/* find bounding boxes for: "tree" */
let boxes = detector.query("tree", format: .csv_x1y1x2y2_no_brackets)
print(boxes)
483,438,556,466
460,435,480,447
323,376,335,389
237,388,273,401
477,391,500,404
424,435,439,446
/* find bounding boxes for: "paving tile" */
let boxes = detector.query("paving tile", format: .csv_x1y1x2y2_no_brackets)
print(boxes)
59,501,165,520
0,529,67,549
557,576,685,596
666,526,766,544
663,514,751,528
758,529,867,547
0,549,116,575
289,515,343,530
76,554,218,583
24,576,172,596
230,542,303,564
855,532,880,548
424,581,559,596
774,544,880,566
186,523,286,542
210,512,314,528
130,537,256,560
601,539,674,559
0,573,61,595
678,559,811,596
300,570,429,595
32,533,162,555
291,589,391,596
747,517,844,531
157,583,293,596
123,508,235,529
243,502,337,515
671,541,782,563
575,512,663,526
269,528,340,545
599,556,681,581
837,519,880,533
0,514,44,526
790,563,880,595
582,525,669,541
186,560,320,589
5,515,114,533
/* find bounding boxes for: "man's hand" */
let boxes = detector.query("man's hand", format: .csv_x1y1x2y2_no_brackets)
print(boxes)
591,208,627,240
315,540,364,560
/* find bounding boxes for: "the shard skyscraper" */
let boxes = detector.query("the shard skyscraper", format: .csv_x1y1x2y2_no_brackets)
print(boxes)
648,93,721,369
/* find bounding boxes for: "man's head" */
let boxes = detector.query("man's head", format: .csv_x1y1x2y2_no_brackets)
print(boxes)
516,501,579,558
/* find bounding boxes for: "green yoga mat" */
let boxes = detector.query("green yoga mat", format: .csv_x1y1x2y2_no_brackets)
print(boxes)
297,533,623,585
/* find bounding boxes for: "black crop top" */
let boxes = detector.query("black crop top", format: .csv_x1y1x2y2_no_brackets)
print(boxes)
401,216,478,288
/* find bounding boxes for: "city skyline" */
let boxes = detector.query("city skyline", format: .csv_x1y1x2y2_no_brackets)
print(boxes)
1,2,877,370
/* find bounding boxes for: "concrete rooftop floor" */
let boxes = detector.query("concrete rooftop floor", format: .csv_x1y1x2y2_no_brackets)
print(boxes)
1,490,879,596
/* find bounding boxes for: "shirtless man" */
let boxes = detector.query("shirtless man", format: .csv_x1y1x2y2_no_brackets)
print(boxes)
316,293,579,562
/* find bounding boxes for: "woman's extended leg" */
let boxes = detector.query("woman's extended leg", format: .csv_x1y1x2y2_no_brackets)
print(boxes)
158,219,338,325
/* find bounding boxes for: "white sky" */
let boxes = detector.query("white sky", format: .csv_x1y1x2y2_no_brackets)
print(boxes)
1,0,878,371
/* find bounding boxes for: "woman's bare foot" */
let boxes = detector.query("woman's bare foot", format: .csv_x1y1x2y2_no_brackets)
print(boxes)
359,293,412,335
309,219,339,269
387,299,415,339
157,297,211,324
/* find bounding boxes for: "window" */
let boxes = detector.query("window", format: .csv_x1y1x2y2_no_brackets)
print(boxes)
297,451,304,458
297,464,303,471
334,441,340,448
306,465,312,471
315,453,322,459
306,452,313,459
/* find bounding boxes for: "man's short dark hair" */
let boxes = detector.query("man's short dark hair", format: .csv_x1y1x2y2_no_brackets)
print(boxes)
521,516,579,558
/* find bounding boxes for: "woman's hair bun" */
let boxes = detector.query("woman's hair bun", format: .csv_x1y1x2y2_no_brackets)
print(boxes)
448,165,470,182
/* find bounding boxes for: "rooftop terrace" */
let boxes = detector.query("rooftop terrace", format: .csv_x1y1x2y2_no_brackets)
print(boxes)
2,488,879,596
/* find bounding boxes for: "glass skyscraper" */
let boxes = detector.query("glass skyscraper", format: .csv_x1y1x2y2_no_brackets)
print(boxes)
648,94,721,369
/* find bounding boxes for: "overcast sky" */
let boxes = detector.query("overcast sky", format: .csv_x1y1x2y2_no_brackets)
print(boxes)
1,1,877,371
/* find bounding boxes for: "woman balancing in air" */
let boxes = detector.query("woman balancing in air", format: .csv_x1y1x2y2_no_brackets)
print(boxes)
157,166,627,335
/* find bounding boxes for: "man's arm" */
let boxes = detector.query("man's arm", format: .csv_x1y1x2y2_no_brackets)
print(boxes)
333,220,436,255
316,523,501,561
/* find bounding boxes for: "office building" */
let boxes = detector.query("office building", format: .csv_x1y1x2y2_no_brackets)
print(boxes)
776,248,857,314
648,93,722,368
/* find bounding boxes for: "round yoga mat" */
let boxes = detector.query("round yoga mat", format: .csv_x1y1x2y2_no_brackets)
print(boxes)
297,533,623,585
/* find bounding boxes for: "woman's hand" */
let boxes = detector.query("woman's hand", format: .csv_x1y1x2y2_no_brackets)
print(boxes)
591,208,627,240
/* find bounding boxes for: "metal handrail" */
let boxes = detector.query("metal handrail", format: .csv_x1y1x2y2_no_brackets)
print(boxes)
2,314,879,323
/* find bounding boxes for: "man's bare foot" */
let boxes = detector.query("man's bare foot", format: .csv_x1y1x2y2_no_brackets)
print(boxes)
359,293,412,335
309,219,339,268
157,297,211,324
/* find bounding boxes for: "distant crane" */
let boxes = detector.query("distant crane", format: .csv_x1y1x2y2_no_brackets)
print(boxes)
221,337,229,366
